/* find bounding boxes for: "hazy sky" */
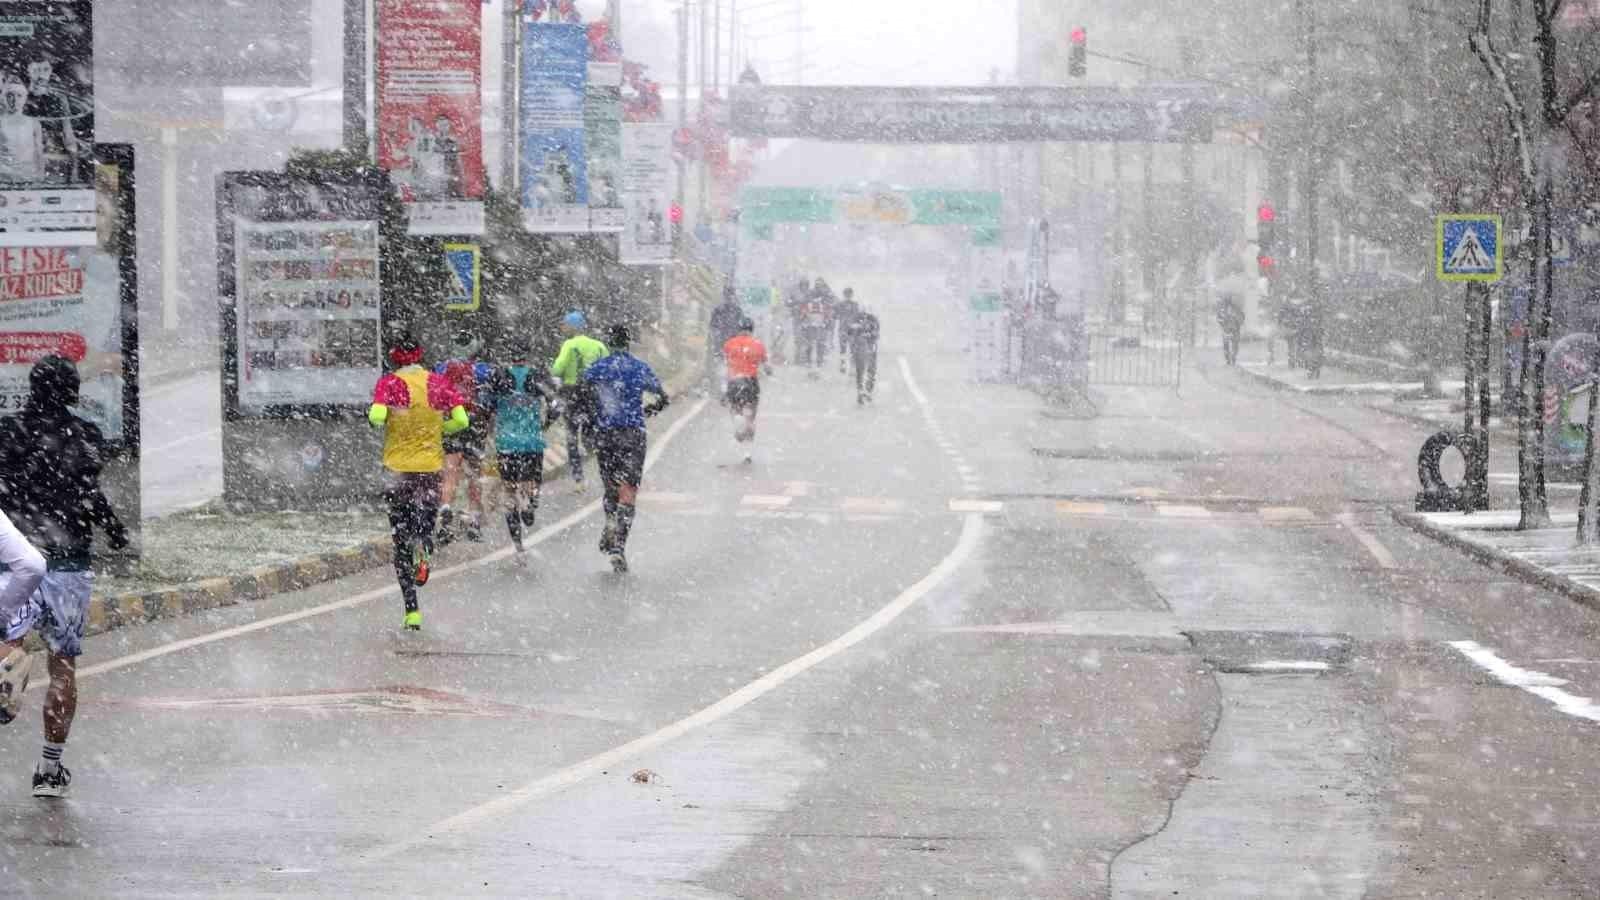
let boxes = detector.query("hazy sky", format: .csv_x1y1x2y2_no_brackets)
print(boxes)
614,0,1019,88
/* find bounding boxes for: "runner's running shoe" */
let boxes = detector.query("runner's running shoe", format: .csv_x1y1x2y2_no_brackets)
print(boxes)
31,764,69,799
413,543,432,586
599,525,617,555
403,610,422,631
0,649,34,725
609,552,628,574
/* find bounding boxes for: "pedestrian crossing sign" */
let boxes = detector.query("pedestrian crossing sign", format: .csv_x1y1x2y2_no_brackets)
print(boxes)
443,243,481,311
1436,214,1503,282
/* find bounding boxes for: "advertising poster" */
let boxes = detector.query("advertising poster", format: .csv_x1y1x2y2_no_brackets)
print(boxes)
585,61,624,232
0,0,95,246
519,22,589,233
233,220,381,411
620,121,672,264
442,242,480,311
376,0,485,236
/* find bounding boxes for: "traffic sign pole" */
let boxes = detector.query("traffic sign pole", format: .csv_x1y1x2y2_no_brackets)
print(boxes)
1435,214,1503,511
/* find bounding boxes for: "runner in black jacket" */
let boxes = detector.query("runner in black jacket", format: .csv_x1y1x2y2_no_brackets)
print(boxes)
0,355,128,798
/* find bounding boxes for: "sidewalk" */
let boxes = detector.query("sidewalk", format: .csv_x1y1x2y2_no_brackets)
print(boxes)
1396,509,1600,612
80,358,697,639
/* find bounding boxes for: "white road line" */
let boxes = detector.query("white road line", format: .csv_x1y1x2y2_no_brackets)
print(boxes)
740,494,793,508
1156,504,1211,519
1449,640,1600,722
364,512,986,863
1238,660,1330,673
78,399,710,682
143,426,222,455
898,355,930,406
949,499,1003,514
1336,512,1399,570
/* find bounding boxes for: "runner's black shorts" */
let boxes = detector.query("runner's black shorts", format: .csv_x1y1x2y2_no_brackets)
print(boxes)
444,420,489,461
725,376,760,412
595,428,648,488
498,452,544,485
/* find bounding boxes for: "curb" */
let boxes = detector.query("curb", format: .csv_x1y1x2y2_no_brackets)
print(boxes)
84,363,701,638
1391,509,1600,614
1234,365,1380,397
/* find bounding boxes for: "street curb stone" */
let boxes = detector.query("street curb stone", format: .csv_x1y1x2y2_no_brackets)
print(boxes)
1391,509,1600,613
81,365,698,639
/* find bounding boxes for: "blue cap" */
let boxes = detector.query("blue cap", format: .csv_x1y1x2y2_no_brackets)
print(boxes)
564,311,587,329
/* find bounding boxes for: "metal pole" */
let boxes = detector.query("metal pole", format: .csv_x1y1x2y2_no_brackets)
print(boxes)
501,0,519,192
343,0,369,157
713,0,722,94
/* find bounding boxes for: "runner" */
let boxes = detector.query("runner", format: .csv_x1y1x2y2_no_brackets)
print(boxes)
369,332,470,631
835,287,861,374
434,330,494,543
582,324,671,573
550,311,610,491
846,305,881,405
483,338,557,555
0,355,131,798
723,316,772,464
0,509,46,725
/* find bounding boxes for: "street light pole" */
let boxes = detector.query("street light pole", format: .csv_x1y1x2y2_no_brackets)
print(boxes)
342,0,369,157
501,0,519,192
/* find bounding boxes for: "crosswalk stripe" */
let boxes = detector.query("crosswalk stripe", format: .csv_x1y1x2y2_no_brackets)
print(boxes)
949,499,1003,514
1057,501,1109,517
740,494,793,509
1156,504,1212,518
841,497,906,514
1259,506,1316,522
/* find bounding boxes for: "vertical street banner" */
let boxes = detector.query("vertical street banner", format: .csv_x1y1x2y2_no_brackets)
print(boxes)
620,122,672,264
520,22,589,233
0,1,94,246
376,0,486,236
442,242,480,311
585,60,624,232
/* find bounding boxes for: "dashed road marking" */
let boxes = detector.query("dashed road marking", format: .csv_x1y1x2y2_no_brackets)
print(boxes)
1337,512,1398,569
949,499,1003,514
1449,640,1600,722
1058,501,1110,517
740,494,793,509
1260,506,1316,522
1156,504,1212,519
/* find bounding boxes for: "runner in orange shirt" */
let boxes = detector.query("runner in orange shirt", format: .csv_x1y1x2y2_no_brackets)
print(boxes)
722,317,772,464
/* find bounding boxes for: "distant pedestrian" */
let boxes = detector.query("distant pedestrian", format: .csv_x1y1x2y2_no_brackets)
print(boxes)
435,330,494,543
550,311,610,491
707,285,744,396
845,306,881,405
582,324,670,573
1216,293,1244,366
0,355,131,798
835,287,861,374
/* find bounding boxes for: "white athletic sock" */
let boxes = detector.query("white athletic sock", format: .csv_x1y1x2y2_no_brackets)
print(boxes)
40,741,63,772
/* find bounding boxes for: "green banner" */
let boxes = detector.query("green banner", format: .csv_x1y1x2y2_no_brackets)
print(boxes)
739,186,1001,229
740,187,836,229
910,190,1002,226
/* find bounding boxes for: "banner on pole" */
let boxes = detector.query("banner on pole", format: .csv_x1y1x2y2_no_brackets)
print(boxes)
620,122,672,264
520,22,589,233
376,0,486,236
585,61,624,232
0,0,95,246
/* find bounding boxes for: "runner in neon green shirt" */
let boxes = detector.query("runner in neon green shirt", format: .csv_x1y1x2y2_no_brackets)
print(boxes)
550,311,609,488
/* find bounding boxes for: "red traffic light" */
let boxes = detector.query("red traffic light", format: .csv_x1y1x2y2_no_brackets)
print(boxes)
1257,254,1276,276
1257,202,1276,223
1070,26,1086,44
668,203,684,224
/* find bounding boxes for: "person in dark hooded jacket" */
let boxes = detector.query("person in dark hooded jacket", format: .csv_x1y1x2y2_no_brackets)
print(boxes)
0,354,128,798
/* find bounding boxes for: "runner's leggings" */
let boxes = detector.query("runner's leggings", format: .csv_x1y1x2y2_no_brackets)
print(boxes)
385,472,440,610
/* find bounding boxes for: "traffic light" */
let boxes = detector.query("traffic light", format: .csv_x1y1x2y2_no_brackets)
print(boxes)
1257,202,1277,277
1069,27,1087,78
669,202,684,244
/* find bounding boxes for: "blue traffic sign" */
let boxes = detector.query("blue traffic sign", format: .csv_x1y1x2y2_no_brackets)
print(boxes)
1436,214,1503,282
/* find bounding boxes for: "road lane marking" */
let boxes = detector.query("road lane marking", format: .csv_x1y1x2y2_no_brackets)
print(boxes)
1448,640,1600,722
948,499,1003,514
1260,506,1316,522
1156,504,1211,518
740,494,793,508
364,512,986,863
78,399,711,682
1237,660,1330,673
365,355,985,862
143,426,222,455
1058,501,1109,517
1336,512,1399,570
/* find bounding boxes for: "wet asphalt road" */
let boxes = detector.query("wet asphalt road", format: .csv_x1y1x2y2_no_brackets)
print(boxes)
7,276,1600,897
